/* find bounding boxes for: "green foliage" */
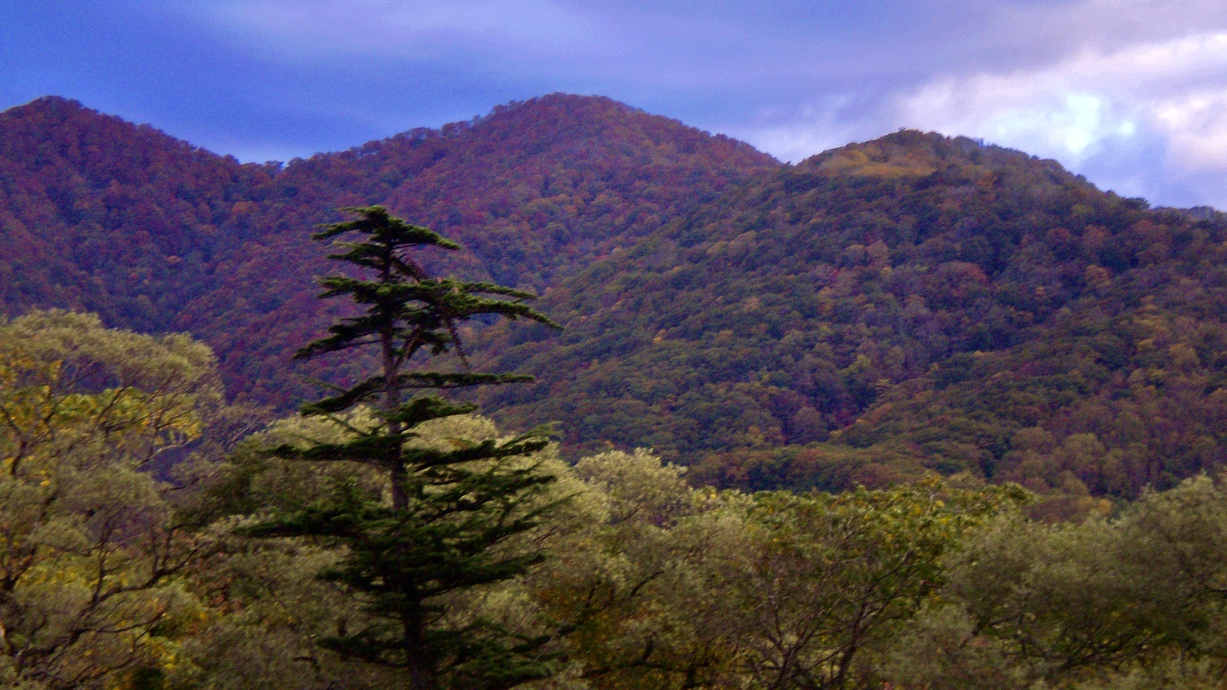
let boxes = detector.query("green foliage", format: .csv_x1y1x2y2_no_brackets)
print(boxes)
7,328,1227,690
512,453,1026,690
173,413,547,690
879,473,1227,688
525,449,750,689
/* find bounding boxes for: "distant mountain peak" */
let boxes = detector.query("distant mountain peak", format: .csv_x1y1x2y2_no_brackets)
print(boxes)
3,95,90,116
485,92,641,117
797,128,1092,197
0,96,132,133
394,92,774,164
799,129,989,178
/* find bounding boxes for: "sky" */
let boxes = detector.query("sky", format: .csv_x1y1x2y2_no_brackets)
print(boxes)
5,1,1227,208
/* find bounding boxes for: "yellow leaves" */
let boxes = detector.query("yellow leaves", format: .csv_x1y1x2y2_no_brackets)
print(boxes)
815,141,939,179
0,312,228,687
0,313,219,480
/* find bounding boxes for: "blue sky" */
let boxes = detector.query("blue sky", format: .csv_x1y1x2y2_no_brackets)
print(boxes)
5,1,1227,208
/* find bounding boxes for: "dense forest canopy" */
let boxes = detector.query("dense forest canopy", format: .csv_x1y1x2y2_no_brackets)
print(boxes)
476,131,1227,507
5,311,1227,689
5,94,1227,508
0,94,773,409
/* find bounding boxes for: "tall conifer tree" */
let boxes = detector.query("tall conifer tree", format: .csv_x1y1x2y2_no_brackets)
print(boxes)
252,206,560,689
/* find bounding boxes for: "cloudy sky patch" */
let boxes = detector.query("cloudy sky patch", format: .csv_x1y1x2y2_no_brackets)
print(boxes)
203,0,604,60
885,28,1227,204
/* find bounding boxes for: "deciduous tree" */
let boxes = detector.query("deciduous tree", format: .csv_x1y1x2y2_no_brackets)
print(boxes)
0,310,223,689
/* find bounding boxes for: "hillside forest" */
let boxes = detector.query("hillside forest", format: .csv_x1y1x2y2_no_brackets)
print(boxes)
6,95,1227,688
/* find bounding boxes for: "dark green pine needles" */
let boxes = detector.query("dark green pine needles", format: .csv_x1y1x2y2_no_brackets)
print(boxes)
250,206,562,690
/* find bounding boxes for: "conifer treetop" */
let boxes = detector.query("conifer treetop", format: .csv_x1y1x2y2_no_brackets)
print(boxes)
294,205,557,413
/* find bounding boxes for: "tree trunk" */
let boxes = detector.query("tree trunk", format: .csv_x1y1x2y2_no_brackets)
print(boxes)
405,611,438,690
382,257,407,512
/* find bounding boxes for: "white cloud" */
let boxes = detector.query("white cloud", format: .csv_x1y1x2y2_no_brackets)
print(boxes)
898,31,1227,167
1150,89,1227,170
714,1,1227,205
732,97,864,164
838,29,1223,206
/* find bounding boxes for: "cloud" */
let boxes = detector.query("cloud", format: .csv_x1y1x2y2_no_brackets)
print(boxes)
1151,89,1227,170
902,30,1227,130
886,30,1227,204
721,96,871,165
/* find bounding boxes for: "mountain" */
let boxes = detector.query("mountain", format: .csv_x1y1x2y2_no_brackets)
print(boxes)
0,96,271,332
4,96,1227,504
0,95,777,407
473,130,1227,503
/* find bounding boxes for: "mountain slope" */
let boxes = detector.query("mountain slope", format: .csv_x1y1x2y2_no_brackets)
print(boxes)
0,94,778,407
6,97,1227,502
0,96,277,332
474,130,1227,500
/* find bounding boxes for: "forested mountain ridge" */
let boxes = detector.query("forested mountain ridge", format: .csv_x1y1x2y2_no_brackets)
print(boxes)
5,95,1227,505
0,96,273,332
0,94,778,407
474,130,1227,506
